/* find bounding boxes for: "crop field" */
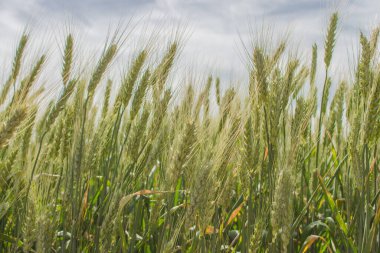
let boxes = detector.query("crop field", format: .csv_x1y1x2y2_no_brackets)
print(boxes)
0,13,380,252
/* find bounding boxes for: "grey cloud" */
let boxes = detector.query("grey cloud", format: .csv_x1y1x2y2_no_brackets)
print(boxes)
265,0,325,16
37,0,154,14
0,0,379,85
30,0,155,25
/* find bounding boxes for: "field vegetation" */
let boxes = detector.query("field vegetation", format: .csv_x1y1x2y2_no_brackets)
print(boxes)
0,13,380,252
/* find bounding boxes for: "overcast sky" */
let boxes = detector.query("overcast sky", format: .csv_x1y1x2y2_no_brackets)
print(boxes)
0,0,379,90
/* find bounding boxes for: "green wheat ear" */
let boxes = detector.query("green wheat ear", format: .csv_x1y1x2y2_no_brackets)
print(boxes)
87,43,117,100
102,79,112,119
215,77,221,106
114,49,147,112
130,68,150,120
363,75,380,144
167,120,197,189
243,116,255,174
268,40,286,71
324,12,338,68
253,47,267,102
369,27,380,57
62,34,74,86
310,43,317,86
0,107,27,148
0,33,28,105
14,54,45,104
151,42,178,101
45,79,78,129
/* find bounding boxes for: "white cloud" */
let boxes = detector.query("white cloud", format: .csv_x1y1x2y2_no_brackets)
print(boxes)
0,0,379,92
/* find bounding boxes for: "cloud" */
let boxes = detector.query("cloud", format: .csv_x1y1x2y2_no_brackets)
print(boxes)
0,0,379,89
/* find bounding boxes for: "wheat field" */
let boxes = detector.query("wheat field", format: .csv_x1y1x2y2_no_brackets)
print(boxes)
0,13,380,252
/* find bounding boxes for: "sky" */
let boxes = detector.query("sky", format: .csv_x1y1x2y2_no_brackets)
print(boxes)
0,0,379,92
